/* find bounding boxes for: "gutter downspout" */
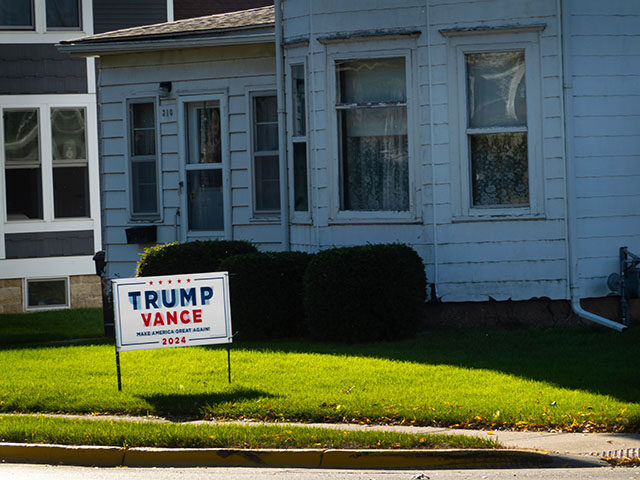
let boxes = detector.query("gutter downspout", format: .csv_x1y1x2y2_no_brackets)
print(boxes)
275,0,291,251
558,0,626,331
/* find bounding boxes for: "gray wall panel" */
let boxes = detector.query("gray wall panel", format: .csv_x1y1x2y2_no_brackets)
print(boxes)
93,0,166,34
0,44,87,95
5,231,95,259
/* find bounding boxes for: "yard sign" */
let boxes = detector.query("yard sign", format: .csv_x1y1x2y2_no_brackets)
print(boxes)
112,272,232,389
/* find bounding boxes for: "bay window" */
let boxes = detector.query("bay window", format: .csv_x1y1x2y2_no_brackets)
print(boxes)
336,57,409,212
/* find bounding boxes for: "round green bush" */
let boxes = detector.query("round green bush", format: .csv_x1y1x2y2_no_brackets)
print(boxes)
136,240,258,277
303,244,426,343
220,251,312,341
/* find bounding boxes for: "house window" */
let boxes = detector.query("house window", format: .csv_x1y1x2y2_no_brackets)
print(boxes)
290,63,309,213
0,1,34,29
448,30,543,219
336,57,409,212
3,109,43,220
185,101,224,231
46,0,81,30
466,51,528,207
51,107,89,218
128,101,158,218
25,278,69,310
251,93,280,213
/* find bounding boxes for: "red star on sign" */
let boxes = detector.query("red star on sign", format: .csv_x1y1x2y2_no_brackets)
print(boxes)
149,281,153,285
168,280,172,284
159,281,163,285
187,279,191,283
177,279,181,283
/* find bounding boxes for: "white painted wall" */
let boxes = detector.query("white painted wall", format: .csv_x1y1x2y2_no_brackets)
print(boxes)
567,0,640,298
97,43,279,279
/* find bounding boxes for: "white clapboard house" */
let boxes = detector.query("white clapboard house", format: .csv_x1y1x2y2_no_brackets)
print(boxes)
59,1,640,329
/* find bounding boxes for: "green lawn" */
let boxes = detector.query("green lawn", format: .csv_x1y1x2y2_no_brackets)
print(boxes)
0,309,638,432
0,415,496,449
0,308,103,345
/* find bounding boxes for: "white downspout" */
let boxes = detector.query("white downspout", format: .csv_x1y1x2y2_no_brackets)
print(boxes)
558,0,626,331
275,0,291,251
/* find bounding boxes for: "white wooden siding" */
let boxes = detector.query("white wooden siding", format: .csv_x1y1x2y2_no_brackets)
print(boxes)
568,0,640,297
98,44,278,279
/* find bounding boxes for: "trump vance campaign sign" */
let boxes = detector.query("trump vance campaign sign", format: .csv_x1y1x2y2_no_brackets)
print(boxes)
112,272,232,352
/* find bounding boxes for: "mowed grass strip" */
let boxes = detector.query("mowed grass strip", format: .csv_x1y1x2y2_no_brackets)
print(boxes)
0,324,639,432
0,309,104,345
0,415,497,449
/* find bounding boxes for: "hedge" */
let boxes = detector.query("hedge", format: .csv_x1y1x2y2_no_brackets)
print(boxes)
136,240,258,277
303,244,426,343
219,251,312,340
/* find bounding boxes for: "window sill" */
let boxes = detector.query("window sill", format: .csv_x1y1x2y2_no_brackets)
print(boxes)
250,214,281,224
328,215,422,226
452,212,546,223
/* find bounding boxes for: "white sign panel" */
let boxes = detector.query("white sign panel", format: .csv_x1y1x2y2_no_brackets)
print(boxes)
112,272,232,352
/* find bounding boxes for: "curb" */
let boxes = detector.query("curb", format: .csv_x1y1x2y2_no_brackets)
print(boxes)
0,443,609,469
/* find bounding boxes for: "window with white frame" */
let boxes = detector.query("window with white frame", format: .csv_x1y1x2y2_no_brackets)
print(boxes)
2,105,90,221
449,31,543,218
128,100,159,219
0,1,34,29
290,63,309,213
335,57,409,212
0,0,81,31
251,93,280,214
25,277,69,310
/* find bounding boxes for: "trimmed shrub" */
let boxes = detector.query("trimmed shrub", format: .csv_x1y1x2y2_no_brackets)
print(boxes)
219,251,313,341
303,244,426,343
137,240,258,277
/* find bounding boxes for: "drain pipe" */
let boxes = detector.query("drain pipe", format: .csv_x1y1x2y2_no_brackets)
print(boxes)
275,0,291,251
558,0,626,331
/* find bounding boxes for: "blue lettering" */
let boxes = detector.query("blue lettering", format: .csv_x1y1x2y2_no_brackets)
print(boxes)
161,289,177,308
200,286,213,305
180,288,196,307
128,291,141,310
145,290,159,309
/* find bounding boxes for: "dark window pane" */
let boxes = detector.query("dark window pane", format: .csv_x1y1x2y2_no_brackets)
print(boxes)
337,57,406,104
132,103,154,128
466,51,526,128
292,64,306,137
255,123,278,151
51,108,86,161
340,107,409,211
6,167,42,219
4,109,39,164
255,155,280,211
293,142,308,212
28,279,67,307
187,104,221,164
254,95,277,123
54,166,89,218
131,161,157,214
0,1,33,28
131,103,155,156
187,169,223,231
470,132,529,206
46,0,79,28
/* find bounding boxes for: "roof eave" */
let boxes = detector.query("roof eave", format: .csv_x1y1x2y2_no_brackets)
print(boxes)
58,30,275,57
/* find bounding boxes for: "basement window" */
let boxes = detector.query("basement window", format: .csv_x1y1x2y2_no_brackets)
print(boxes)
25,278,69,310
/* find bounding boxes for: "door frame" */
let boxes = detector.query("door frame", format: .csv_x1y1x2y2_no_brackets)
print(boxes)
177,92,231,242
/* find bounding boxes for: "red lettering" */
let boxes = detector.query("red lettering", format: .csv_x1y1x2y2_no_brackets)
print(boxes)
141,313,152,327
153,312,164,326
193,309,202,323
166,311,178,325
180,310,191,324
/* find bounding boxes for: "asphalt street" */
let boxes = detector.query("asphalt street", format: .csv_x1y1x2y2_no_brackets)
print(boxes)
1,465,639,480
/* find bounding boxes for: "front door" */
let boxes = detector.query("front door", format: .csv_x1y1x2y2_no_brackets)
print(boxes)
180,95,229,240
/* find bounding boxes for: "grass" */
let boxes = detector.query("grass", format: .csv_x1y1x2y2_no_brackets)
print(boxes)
0,309,638,433
0,308,103,345
0,415,497,449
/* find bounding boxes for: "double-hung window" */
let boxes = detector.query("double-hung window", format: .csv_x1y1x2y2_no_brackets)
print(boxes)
251,93,280,214
0,1,34,29
335,56,410,213
128,100,159,219
46,0,81,30
448,31,543,218
289,63,309,215
0,0,82,31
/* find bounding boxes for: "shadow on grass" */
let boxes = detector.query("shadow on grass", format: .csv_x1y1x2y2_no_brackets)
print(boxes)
234,325,640,404
140,387,276,419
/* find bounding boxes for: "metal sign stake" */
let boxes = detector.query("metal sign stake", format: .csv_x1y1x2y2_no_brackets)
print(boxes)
115,347,122,391
227,345,231,384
